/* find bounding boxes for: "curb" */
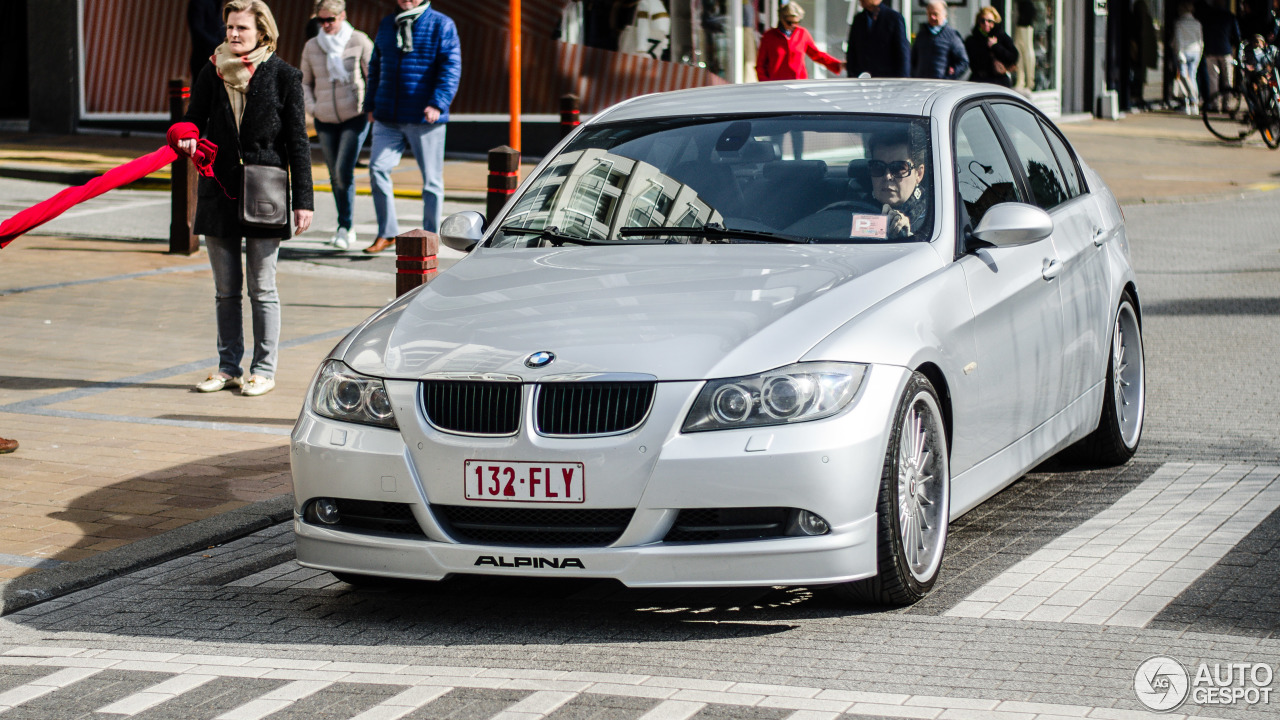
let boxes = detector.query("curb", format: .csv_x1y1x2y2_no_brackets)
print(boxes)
0,494,294,616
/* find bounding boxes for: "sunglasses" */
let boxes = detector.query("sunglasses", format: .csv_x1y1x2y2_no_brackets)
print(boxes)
867,159,917,179
317,15,339,25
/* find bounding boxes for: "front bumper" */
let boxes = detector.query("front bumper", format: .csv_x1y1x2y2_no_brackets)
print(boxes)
290,364,910,587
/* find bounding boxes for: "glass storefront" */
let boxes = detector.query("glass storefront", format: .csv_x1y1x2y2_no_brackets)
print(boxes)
561,1,1066,114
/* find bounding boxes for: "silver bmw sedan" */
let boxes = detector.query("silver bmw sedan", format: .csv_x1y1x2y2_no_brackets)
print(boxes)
291,80,1144,606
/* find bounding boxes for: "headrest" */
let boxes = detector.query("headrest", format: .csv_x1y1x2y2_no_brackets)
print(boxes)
847,158,870,187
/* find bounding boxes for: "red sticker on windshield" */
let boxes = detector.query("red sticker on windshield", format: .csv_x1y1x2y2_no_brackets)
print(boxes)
851,214,888,239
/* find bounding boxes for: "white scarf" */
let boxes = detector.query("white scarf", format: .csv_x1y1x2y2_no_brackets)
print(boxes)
315,21,354,84
396,2,430,53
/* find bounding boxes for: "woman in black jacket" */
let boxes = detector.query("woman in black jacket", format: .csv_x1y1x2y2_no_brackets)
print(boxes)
965,6,1020,87
176,0,312,398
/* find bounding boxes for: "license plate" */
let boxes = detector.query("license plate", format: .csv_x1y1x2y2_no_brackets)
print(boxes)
464,460,585,503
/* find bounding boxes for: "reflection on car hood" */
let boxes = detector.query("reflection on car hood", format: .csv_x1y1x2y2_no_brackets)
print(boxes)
343,244,943,381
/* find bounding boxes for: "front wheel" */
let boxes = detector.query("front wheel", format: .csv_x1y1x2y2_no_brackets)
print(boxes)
834,372,950,606
1072,294,1145,466
1203,89,1254,142
1259,85,1280,149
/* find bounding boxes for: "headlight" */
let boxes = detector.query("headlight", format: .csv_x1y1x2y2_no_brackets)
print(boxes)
310,360,398,429
682,362,866,432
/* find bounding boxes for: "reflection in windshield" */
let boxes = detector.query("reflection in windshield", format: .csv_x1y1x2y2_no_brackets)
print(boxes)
493,114,934,247
501,149,722,244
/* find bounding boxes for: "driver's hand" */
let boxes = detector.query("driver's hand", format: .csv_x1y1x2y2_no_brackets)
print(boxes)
886,209,911,238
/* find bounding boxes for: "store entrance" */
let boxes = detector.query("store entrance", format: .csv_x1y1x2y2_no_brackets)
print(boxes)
0,0,29,119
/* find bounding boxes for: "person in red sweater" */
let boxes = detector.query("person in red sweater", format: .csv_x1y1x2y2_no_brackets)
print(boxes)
756,3,844,81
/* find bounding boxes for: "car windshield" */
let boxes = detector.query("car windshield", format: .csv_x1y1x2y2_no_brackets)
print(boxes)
491,114,935,248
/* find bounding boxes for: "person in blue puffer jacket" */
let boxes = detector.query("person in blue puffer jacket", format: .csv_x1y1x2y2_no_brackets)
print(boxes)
361,0,461,253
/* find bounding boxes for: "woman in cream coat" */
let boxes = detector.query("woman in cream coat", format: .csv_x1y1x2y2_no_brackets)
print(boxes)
301,0,373,249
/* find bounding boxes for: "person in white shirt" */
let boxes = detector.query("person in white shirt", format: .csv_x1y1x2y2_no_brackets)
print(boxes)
1173,2,1205,114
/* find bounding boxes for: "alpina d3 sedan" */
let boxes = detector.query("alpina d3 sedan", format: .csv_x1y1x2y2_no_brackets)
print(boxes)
291,80,1144,605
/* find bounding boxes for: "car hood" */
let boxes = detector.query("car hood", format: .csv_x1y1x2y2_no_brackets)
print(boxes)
341,243,944,381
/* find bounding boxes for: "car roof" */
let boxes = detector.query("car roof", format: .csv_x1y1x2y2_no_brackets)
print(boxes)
594,79,1025,124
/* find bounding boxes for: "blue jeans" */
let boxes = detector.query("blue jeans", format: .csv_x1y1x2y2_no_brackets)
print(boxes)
314,115,370,231
205,236,281,379
369,119,446,236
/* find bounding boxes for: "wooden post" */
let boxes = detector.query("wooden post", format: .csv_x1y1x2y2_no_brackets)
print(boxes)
395,229,440,296
560,94,580,139
486,145,520,222
168,79,199,256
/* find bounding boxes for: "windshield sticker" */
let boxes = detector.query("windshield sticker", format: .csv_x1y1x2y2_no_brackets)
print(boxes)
851,214,888,239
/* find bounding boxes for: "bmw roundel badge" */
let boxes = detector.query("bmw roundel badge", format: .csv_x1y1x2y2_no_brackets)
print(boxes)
525,351,556,368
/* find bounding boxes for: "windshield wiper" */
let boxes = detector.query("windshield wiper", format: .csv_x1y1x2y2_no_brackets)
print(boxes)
498,225,601,246
617,223,810,245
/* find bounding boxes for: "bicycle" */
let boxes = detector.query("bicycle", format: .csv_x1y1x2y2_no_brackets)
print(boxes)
1202,41,1280,148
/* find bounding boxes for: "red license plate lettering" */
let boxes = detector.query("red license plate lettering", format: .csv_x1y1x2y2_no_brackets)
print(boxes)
464,461,585,503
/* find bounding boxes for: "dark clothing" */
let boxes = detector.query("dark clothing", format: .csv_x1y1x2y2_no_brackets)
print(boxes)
364,8,462,124
186,0,223,84
1196,2,1241,56
846,6,910,78
183,56,314,239
965,27,1019,86
912,23,969,80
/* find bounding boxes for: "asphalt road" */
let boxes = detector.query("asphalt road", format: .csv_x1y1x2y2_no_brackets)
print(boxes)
0,180,1278,719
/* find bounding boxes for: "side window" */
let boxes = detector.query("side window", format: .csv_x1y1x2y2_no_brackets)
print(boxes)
1039,119,1085,199
954,106,1021,227
991,103,1069,210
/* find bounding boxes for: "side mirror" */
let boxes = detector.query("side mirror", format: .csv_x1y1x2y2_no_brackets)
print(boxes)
440,211,485,253
970,202,1053,249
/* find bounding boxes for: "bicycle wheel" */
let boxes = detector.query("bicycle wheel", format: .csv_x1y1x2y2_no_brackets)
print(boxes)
1259,85,1280,149
1203,89,1255,142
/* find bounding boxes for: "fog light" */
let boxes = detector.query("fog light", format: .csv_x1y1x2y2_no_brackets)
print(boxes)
313,498,341,525
796,510,829,536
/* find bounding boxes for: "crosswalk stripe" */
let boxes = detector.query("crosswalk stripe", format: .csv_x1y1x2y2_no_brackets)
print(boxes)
782,712,842,720
0,667,103,711
635,700,707,720
347,686,453,720
947,463,1280,625
95,674,217,715
489,690,578,719
213,679,333,720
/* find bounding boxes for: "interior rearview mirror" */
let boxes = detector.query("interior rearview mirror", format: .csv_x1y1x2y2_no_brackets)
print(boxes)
439,211,485,253
969,202,1053,249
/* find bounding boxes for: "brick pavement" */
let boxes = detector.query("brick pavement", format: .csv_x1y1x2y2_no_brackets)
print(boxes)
0,235,391,581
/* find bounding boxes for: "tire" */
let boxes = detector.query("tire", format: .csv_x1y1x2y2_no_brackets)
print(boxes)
1203,89,1254,142
834,372,950,606
1259,85,1280,149
1072,293,1145,466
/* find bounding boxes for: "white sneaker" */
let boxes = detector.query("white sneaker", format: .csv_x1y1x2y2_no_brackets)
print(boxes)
331,228,350,250
241,374,276,397
195,372,241,393
347,229,357,247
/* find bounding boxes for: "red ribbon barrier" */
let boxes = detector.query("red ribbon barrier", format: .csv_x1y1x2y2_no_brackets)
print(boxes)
0,124,216,249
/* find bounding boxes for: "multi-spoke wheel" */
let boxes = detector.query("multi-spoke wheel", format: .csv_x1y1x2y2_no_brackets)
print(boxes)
836,372,950,606
1203,89,1255,142
1073,293,1145,466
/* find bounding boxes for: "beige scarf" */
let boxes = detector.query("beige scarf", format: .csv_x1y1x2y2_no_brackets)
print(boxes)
212,43,274,130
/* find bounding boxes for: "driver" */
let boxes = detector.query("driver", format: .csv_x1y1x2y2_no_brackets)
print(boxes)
866,127,930,239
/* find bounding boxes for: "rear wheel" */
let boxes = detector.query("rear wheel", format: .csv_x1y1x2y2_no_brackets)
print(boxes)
1203,89,1254,142
834,372,950,606
1072,293,1145,466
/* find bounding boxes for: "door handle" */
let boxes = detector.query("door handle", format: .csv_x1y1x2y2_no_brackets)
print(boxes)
1093,227,1107,247
1042,258,1063,281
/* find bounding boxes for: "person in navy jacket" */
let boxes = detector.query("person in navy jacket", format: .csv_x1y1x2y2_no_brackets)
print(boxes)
846,0,910,78
912,1,969,80
362,0,462,253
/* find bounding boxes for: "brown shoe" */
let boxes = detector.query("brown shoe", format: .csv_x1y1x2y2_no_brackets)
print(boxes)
0,437,17,454
363,237,394,254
